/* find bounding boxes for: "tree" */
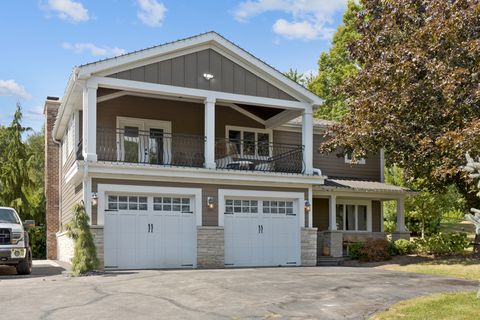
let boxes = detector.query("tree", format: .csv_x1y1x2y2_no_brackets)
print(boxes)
0,103,34,219
464,154,480,254
25,130,46,224
308,0,361,121
321,0,480,207
284,68,312,87
66,203,99,276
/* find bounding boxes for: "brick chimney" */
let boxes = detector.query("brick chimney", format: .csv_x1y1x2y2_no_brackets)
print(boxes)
44,97,61,260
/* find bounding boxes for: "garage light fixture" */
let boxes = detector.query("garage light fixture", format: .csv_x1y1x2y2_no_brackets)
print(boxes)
207,196,215,209
203,73,214,80
91,192,98,206
304,200,311,212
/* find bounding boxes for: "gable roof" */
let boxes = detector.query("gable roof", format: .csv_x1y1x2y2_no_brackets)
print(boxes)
75,31,322,105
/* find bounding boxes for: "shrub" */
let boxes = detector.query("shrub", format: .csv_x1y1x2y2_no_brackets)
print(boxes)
348,242,364,259
65,203,99,276
359,239,392,262
28,226,46,259
394,239,415,255
414,232,469,255
386,241,398,256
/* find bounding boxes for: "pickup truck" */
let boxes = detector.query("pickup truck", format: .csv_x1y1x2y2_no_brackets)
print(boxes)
0,207,32,275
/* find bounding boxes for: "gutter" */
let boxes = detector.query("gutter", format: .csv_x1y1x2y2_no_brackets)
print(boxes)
52,67,80,140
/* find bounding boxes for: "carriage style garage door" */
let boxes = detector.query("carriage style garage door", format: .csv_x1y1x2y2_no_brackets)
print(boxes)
224,197,300,267
104,194,196,269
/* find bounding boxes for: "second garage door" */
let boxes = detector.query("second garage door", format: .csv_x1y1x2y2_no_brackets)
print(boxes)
104,194,196,269
224,198,300,267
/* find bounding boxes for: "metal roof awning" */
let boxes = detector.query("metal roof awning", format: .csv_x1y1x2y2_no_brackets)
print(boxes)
315,178,414,195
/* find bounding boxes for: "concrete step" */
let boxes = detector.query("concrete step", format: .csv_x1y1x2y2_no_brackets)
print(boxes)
316,256,347,266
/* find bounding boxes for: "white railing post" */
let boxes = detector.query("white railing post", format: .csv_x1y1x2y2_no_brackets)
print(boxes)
204,97,216,169
302,107,313,175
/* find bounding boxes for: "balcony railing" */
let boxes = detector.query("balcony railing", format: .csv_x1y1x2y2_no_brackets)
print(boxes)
215,138,304,173
94,128,205,168
76,128,304,173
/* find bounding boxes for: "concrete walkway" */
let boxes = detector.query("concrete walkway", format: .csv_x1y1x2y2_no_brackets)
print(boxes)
0,261,477,319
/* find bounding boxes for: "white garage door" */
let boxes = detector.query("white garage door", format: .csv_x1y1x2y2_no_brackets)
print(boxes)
104,194,196,269
224,198,300,267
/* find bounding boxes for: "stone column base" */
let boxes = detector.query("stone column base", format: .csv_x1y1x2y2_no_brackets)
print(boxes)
323,231,343,258
392,231,411,241
197,226,224,268
301,228,317,266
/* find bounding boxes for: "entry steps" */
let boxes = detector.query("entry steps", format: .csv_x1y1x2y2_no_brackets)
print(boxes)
316,256,348,266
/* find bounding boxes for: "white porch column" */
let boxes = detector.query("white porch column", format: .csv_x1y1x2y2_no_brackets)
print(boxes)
82,82,98,162
380,200,385,232
302,108,313,175
204,97,216,169
396,197,406,232
307,187,313,228
329,194,337,231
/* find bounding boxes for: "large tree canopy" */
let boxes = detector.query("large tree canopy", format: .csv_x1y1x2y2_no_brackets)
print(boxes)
322,0,480,204
308,0,361,121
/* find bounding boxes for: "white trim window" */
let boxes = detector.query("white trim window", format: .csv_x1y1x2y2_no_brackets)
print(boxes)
335,200,371,232
67,115,75,155
61,136,67,166
344,153,366,165
225,126,273,158
116,117,172,164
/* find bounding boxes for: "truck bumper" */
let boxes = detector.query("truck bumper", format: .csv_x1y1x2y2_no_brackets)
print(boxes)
0,248,26,265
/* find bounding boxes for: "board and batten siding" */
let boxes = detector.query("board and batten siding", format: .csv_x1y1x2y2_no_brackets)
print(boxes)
273,130,382,181
107,49,297,101
91,178,307,227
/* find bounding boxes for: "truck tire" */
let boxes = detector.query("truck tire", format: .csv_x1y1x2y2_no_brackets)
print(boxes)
16,250,32,275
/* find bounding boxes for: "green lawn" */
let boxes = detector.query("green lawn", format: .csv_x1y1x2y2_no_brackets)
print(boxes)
382,257,480,280
371,291,480,320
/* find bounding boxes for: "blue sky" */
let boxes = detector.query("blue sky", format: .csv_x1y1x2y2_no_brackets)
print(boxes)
0,0,348,132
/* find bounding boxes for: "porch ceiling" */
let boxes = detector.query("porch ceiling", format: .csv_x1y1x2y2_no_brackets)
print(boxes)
235,103,285,121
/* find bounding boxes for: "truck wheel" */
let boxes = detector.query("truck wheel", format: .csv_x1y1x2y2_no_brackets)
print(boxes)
16,250,32,275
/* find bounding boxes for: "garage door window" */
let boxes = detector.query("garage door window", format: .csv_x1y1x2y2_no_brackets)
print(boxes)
263,201,294,214
225,199,258,213
108,195,147,211
153,197,191,212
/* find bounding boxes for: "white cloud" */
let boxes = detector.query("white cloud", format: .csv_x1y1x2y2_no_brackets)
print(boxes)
28,106,44,116
137,0,167,27
233,0,347,40
0,80,32,100
62,42,126,57
46,0,89,22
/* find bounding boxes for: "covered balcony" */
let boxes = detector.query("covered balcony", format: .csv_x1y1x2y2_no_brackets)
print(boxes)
77,126,304,174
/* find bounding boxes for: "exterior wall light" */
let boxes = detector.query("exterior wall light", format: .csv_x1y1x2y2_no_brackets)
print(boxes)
203,73,214,80
207,196,215,209
304,200,311,212
91,192,98,206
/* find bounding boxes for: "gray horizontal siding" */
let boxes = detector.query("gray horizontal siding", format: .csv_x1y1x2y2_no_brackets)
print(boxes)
273,130,382,181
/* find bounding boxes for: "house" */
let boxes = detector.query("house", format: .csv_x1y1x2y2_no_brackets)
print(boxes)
44,32,410,270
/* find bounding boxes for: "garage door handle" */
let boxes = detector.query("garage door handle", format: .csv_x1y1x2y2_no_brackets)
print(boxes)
148,224,150,233
151,223,154,233
261,225,263,233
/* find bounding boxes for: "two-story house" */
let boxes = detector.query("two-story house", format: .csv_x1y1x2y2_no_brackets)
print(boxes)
44,32,410,270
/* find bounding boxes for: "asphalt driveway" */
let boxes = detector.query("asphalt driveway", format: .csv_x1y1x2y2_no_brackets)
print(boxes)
0,261,477,320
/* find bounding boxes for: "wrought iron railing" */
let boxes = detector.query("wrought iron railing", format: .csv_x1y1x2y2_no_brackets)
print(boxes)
215,138,304,173
76,129,305,173
94,128,206,168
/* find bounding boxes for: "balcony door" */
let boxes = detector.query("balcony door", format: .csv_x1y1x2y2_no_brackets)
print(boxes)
116,117,172,165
